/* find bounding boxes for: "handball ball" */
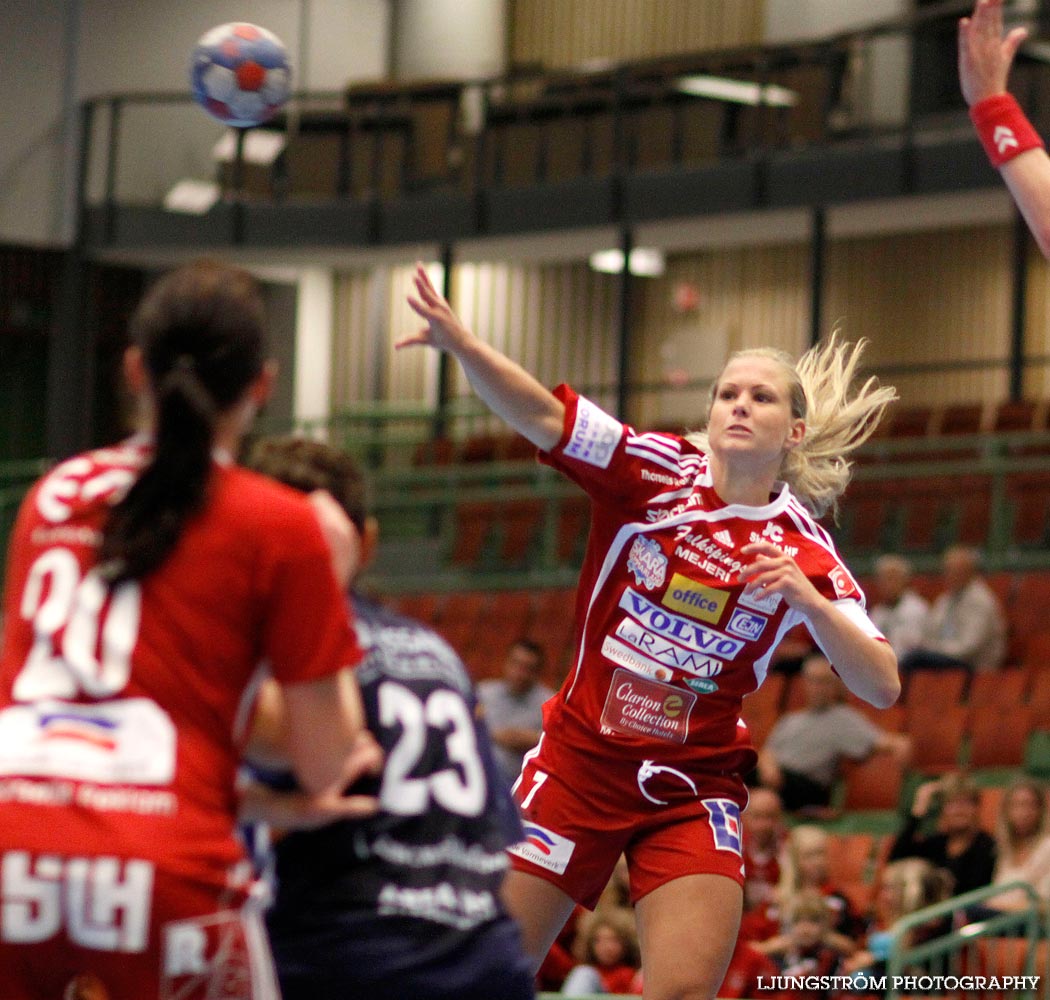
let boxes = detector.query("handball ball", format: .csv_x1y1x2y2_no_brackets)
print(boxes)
191,22,291,128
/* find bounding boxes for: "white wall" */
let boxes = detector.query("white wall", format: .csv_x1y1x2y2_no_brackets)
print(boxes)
0,0,77,246
392,0,507,80
764,0,907,42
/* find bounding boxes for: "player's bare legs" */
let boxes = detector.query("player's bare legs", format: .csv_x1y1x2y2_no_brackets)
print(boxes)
634,873,742,1000
501,869,578,971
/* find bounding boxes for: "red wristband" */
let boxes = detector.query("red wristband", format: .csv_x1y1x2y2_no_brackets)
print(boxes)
970,94,1044,168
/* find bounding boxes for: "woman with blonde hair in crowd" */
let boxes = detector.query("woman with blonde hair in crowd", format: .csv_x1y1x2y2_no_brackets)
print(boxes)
753,825,859,952
842,857,954,982
401,265,899,1000
988,778,1050,911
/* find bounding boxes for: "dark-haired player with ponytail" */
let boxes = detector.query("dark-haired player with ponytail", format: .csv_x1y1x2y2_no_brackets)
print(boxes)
0,260,372,1000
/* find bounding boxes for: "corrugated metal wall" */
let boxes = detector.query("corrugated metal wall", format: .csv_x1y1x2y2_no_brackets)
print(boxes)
329,222,1038,435
509,0,765,68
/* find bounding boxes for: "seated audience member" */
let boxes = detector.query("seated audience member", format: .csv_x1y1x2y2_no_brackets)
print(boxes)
987,778,1050,911
900,546,1006,673
477,638,554,788
772,825,862,945
757,655,911,814
743,788,788,914
888,773,996,896
561,909,642,996
842,858,954,983
760,891,847,999
718,934,782,1000
869,554,929,660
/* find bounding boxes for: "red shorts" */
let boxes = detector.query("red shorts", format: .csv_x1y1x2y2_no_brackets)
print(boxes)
0,850,278,1000
508,732,748,909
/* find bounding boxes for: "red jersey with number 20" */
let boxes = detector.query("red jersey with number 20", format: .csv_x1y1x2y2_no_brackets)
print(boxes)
0,439,362,884
539,386,883,777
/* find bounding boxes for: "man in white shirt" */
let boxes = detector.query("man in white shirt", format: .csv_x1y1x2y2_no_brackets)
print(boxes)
477,639,554,788
869,554,929,660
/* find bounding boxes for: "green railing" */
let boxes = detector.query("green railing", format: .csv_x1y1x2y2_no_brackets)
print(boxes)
4,425,1050,593
887,881,1046,1000
359,427,1050,590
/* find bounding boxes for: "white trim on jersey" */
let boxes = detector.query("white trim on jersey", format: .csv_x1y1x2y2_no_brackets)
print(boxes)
748,608,804,690
624,445,689,477
625,432,682,462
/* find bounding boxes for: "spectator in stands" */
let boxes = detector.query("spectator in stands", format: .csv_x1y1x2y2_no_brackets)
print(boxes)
986,778,1050,911
759,891,847,999
959,0,1050,259
842,858,954,983
241,437,534,1000
561,909,642,996
900,546,1006,674
477,638,554,788
717,935,782,1000
743,787,787,913
757,654,911,814
869,554,929,660
770,825,862,946
888,773,996,897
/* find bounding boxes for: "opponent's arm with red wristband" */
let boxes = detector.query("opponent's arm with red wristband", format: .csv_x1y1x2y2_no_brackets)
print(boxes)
960,0,1050,257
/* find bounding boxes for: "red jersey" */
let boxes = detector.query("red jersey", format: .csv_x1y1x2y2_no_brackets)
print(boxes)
539,386,882,778
0,441,360,963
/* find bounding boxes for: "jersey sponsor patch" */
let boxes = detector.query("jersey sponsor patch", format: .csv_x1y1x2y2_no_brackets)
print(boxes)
563,396,620,469
0,698,176,786
829,565,853,599
738,586,782,615
619,589,744,658
600,635,674,682
600,668,697,743
509,823,576,875
726,608,767,641
613,617,723,678
703,798,743,855
627,535,668,590
661,573,727,624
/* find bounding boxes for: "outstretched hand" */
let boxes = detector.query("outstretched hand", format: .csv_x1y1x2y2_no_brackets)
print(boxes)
959,0,1029,107
397,263,474,354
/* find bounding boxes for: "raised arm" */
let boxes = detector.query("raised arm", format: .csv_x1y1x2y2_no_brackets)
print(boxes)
960,0,1050,256
399,264,565,451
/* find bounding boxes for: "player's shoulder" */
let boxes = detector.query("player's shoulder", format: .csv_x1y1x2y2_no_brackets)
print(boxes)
221,464,314,514
352,596,474,698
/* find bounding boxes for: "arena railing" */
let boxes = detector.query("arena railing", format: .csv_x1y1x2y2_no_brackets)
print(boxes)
78,1,1041,235
885,880,1047,1000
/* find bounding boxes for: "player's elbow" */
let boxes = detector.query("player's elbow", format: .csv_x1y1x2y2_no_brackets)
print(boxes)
867,669,901,709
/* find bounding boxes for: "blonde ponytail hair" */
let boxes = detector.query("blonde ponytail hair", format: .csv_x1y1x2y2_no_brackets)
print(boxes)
688,332,897,519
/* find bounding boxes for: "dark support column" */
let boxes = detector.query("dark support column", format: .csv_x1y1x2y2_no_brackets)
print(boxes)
47,102,95,460
1010,209,1028,401
810,206,826,346
615,226,634,419
434,243,455,438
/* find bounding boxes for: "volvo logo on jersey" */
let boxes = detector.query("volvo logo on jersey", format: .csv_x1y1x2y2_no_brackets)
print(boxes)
619,589,745,657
